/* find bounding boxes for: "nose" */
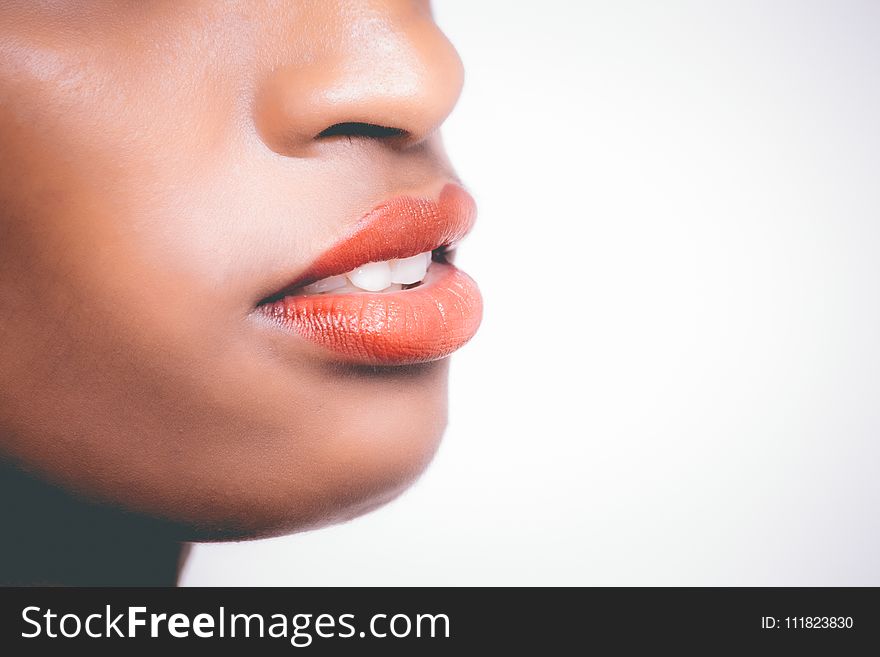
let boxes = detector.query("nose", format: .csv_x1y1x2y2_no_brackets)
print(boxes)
254,2,464,156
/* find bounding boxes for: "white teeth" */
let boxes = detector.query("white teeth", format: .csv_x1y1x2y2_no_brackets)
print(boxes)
302,251,434,294
390,252,431,284
347,261,392,292
302,275,348,295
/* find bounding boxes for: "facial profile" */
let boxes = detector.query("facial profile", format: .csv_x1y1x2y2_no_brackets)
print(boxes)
0,0,481,545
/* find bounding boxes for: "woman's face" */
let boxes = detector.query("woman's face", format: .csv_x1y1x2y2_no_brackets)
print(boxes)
0,1,480,538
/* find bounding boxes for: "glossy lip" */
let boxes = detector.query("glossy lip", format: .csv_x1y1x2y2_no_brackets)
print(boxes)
256,183,482,365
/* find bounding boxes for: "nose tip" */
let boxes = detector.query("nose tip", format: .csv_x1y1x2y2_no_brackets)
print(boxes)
254,6,464,156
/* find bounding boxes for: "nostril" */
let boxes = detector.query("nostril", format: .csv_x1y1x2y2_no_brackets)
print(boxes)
316,122,408,141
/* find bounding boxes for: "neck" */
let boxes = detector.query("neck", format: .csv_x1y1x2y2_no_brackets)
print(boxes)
0,460,187,586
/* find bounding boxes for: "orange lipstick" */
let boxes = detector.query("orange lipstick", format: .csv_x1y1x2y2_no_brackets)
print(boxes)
258,184,482,365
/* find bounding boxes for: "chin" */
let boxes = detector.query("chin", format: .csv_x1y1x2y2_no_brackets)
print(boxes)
166,360,451,542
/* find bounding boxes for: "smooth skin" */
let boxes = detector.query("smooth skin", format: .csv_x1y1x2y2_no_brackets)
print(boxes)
0,0,466,584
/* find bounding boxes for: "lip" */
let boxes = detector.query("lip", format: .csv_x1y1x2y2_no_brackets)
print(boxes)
256,183,482,365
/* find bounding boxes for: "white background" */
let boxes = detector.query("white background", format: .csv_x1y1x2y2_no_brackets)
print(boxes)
183,0,880,585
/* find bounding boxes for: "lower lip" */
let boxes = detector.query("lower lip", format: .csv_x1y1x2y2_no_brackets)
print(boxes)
258,263,482,365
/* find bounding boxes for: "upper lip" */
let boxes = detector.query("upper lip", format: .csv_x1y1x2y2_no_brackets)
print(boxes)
258,183,476,303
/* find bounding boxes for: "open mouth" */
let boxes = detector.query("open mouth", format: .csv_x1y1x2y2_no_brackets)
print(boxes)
255,184,482,366
261,247,452,299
